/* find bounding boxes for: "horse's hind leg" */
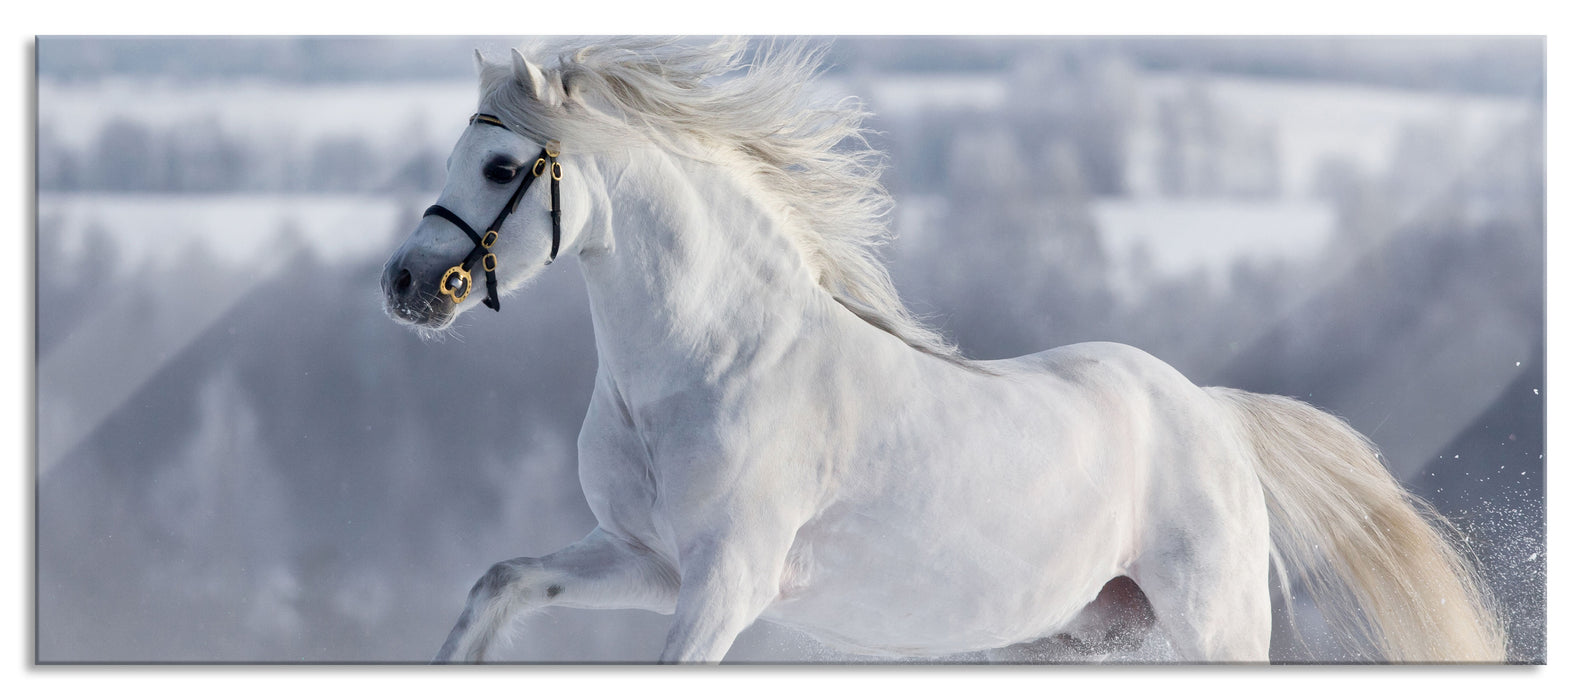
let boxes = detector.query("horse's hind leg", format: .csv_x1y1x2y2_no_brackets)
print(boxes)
1131,522,1272,662
435,528,678,663
1057,576,1158,656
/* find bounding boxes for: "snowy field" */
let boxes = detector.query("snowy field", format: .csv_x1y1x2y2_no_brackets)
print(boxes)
38,193,411,275
1132,72,1534,195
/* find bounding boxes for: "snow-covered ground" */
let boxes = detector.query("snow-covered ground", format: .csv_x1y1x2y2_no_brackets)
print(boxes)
39,192,413,274
1138,72,1536,195
1091,197,1334,295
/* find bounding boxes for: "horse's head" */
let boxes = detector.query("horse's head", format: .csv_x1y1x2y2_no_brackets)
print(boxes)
382,48,602,330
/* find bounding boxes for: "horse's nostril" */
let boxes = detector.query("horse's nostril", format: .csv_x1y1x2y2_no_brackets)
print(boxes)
395,269,413,294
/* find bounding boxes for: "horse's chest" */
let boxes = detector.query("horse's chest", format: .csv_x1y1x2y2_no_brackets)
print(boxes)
576,393,669,548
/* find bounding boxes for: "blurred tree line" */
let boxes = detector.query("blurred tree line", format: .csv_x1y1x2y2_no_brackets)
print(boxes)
38,118,446,193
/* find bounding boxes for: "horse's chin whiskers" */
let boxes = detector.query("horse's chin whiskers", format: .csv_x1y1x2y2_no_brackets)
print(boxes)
413,323,464,343
382,287,462,338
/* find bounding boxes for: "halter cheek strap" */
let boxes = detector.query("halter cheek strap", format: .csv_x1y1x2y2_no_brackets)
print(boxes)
422,113,564,312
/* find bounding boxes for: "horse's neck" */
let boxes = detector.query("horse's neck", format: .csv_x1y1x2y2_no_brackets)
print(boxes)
581,147,841,403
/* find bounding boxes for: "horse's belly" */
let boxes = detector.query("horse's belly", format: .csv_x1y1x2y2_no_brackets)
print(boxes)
762,483,1133,658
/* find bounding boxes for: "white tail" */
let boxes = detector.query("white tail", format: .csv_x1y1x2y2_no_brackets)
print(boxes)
1210,387,1506,662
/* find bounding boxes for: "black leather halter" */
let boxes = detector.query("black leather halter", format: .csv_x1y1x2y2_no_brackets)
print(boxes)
422,113,562,311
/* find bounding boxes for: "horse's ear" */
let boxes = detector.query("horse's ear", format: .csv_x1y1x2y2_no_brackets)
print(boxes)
511,48,548,102
562,72,578,102
473,49,486,75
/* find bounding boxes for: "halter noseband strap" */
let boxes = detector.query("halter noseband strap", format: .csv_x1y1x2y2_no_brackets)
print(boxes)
422,113,563,312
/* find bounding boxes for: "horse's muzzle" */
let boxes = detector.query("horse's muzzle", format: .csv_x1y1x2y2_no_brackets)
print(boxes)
381,253,457,328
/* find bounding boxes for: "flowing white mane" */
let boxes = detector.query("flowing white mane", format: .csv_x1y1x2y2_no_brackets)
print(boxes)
477,37,965,363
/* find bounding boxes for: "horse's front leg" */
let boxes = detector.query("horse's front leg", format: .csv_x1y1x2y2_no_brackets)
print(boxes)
657,531,793,664
435,527,679,663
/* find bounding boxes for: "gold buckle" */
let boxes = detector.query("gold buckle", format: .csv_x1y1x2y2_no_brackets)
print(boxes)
482,253,497,272
532,157,546,177
551,162,563,181
440,265,472,304
482,230,498,248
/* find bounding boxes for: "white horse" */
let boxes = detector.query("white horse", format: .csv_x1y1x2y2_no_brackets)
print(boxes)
380,38,1505,664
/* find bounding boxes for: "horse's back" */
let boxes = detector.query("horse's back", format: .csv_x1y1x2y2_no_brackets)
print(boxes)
995,341,1256,467
993,341,1200,395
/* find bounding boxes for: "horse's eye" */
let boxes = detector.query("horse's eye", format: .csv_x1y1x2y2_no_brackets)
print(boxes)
483,162,519,184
